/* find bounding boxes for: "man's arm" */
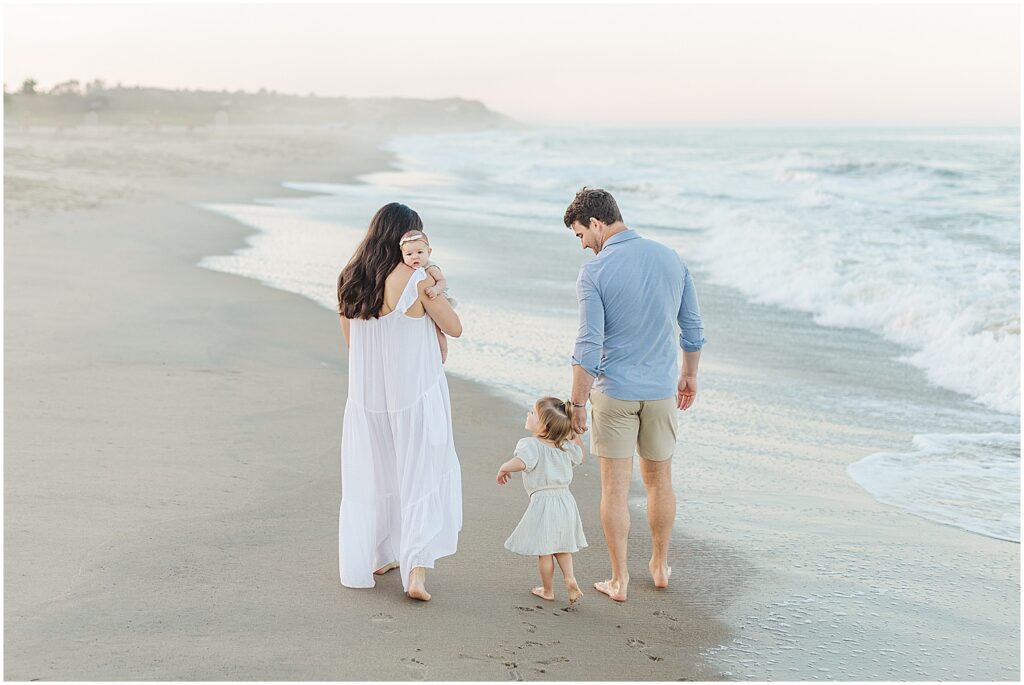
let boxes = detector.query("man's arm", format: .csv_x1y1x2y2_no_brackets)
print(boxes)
676,261,705,410
678,350,701,410
571,364,596,434
570,268,603,434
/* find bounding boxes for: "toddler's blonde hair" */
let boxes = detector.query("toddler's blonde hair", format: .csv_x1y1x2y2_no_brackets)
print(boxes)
535,397,574,448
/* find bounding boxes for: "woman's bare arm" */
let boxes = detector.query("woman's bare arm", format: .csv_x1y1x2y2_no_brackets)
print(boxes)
419,275,462,337
340,315,351,349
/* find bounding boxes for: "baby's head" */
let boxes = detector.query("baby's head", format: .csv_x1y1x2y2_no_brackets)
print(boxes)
399,229,432,269
525,396,574,447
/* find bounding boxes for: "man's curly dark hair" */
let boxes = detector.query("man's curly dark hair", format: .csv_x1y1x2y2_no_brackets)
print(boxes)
563,186,623,229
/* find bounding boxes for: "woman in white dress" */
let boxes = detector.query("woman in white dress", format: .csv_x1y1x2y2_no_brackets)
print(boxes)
336,203,463,601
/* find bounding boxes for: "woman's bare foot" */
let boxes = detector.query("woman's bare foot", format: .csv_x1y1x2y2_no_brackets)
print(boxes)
650,560,672,588
566,580,584,604
531,586,555,601
407,567,431,601
374,561,399,576
594,578,628,602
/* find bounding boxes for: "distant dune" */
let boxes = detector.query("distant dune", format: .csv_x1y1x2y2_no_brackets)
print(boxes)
3,81,520,132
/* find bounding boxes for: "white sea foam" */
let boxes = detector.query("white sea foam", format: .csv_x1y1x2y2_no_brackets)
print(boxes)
847,433,1020,542
696,201,1020,415
690,133,1020,415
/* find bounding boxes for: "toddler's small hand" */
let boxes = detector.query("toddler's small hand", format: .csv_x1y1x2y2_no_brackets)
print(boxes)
425,286,440,299
496,470,511,485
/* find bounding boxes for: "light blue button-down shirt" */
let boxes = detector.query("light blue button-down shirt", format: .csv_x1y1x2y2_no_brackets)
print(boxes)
571,229,705,401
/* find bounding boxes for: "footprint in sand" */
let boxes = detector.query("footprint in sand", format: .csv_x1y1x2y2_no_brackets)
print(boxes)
536,656,570,665
515,606,535,613
371,612,397,634
627,638,665,662
502,661,523,681
401,657,427,680
523,622,537,633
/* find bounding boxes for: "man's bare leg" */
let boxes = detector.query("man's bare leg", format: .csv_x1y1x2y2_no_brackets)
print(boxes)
595,456,633,602
639,457,675,588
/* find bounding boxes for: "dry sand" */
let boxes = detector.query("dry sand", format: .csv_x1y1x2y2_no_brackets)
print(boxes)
4,124,734,680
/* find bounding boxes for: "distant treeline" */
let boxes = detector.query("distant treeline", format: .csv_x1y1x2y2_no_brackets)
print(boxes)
3,78,515,130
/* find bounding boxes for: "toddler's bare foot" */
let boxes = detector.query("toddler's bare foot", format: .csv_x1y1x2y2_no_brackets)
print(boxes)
531,586,555,601
650,560,672,588
566,580,583,604
594,578,628,602
374,561,399,576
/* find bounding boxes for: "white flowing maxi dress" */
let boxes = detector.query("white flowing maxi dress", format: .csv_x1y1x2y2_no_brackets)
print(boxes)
339,268,463,592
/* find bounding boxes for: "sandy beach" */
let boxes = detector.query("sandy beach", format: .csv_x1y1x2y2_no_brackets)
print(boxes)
5,3,1019,681
4,123,733,680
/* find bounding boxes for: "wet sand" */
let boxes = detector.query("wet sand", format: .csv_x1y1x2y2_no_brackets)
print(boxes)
4,124,734,680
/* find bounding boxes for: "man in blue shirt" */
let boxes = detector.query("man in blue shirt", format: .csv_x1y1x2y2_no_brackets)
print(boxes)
565,187,705,603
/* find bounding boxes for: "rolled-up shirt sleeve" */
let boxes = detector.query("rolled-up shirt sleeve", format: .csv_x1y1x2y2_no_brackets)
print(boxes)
571,268,604,377
678,261,706,352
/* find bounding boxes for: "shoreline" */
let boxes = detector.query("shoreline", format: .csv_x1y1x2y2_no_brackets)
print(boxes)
186,127,1020,680
5,124,734,679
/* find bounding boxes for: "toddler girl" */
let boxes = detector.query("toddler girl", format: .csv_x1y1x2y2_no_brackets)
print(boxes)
399,229,456,363
496,397,587,604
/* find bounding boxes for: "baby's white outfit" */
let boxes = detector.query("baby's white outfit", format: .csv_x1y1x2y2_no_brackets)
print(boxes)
504,437,588,556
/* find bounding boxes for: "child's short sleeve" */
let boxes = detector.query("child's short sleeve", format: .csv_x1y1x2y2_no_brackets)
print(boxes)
514,438,540,472
566,442,584,466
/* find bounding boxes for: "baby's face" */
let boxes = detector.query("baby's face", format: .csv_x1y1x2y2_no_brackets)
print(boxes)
401,240,431,269
525,404,541,433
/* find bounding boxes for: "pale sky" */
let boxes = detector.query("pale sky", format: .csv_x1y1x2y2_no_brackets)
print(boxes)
3,2,1020,127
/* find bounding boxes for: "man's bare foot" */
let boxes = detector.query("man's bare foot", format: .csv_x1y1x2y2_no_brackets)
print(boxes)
531,586,555,601
407,568,431,601
566,580,584,604
374,561,399,576
650,560,672,588
594,579,628,602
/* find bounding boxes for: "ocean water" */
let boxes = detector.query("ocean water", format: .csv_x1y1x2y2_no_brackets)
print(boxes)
199,127,1019,544
198,127,1020,678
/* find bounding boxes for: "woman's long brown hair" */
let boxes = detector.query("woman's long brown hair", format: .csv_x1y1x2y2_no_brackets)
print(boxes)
337,202,423,319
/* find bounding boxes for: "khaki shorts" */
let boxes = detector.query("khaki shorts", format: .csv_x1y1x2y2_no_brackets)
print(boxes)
590,389,678,461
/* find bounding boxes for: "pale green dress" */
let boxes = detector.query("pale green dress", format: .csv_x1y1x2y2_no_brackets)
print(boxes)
504,437,588,556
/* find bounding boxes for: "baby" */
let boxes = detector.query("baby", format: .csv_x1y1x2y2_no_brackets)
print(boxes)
399,229,456,362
